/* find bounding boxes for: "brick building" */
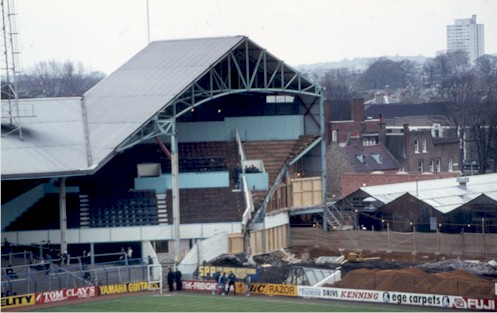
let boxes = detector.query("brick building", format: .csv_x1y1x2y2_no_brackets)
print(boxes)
326,99,461,199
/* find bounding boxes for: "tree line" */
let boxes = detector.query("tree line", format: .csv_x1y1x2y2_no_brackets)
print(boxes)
1,60,105,99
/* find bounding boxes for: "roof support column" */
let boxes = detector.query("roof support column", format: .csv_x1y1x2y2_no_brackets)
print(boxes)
59,177,68,254
319,89,328,232
171,117,181,268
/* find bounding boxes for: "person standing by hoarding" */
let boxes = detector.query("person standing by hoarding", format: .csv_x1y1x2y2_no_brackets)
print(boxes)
220,272,227,296
167,267,174,292
212,271,220,295
175,268,182,291
227,271,236,295
245,275,251,296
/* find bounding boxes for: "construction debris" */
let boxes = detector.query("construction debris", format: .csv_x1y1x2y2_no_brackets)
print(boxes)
315,256,347,264
345,251,381,263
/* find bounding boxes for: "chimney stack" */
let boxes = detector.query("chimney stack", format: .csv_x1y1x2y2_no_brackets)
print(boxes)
378,114,386,145
457,177,469,190
351,98,365,122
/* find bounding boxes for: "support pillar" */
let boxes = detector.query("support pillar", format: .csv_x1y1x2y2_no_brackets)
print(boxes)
171,119,181,268
90,243,95,265
59,177,67,254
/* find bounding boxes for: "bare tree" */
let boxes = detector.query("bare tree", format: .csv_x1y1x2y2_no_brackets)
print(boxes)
474,55,497,172
358,57,417,91
439,62,497,173
319,68,359,101
18,60,105,98
31,60,62,97
423,50,470,88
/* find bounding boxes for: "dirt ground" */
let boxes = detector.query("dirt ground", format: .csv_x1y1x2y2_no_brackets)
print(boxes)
207,233,497,300
259,246,497,299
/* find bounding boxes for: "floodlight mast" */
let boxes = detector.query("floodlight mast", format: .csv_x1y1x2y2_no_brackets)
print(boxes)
1,0,23,140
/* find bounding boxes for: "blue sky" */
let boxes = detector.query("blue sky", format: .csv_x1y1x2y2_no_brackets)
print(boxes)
14,0,497,74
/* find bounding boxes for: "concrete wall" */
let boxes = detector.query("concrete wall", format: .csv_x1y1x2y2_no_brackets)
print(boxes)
2,222,241,247
177,115,304,142
134,171,229,192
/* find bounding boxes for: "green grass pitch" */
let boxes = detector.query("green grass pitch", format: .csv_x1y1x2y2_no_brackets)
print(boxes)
27,293,445,312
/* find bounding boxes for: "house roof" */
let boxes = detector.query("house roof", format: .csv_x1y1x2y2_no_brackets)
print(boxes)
341,144,400,172
359,173,497,214
365,102,446,120
364,95,400,105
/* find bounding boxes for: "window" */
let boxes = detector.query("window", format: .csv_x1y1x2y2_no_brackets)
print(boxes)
266,95,294,103
363,138,376,146
154,240,169,253
356,155,367,164
422,139,427,153
418,160,424,172
429,160,434,172
414,139,419,153
449,157,454,172
371,154,383,164
436,159,441,173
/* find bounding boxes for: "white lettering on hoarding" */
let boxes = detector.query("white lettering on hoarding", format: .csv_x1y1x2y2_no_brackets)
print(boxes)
36,287,97,304
183,280,216,291
466,298,495,311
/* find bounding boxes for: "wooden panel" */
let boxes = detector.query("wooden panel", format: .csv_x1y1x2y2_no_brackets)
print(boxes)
249,225,288,255
292,177,322,207
228,232,244,254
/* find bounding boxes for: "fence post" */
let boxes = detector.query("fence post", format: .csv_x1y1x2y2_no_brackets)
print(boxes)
436,227,440,254
387,223,390,250
482,217,485,257
413,226,417,254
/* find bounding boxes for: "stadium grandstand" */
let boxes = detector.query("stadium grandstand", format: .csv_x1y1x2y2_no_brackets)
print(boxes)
1,36,327,296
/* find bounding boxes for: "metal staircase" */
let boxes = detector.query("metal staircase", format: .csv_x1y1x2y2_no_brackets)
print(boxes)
79,194,90,228
156,193,168,224
325,204,354,230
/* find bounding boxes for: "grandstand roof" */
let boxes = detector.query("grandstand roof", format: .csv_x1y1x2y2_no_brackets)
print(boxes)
1,97,87,178
2,36,319,179
359,173,497,214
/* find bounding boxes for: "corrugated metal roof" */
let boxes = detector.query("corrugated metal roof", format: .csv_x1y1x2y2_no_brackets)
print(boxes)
84,36,246,166
1,97,88,178
1,36,247,178
360,173,497,213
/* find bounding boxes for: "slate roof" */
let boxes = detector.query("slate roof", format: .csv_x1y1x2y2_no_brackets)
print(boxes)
341,144,400,172
365,102,446,119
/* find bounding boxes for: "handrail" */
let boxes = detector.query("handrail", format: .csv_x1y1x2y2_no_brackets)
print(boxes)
234,128,246,161
249,164,289,228
241,176,255,229
27,271,37,293
235,128,256,231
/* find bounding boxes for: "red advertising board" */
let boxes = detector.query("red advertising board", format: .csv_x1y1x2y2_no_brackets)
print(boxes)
182,280,217,291
35,286,97,304
461,298,496,311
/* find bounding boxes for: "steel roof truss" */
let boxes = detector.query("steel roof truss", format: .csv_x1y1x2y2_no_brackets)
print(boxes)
117,118,174,152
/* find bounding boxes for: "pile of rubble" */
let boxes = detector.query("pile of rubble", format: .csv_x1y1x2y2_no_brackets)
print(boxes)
419,258,497,278
333,267,497,298
209,248,497,297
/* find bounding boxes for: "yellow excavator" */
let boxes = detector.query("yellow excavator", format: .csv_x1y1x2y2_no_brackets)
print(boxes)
346,251,381,263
